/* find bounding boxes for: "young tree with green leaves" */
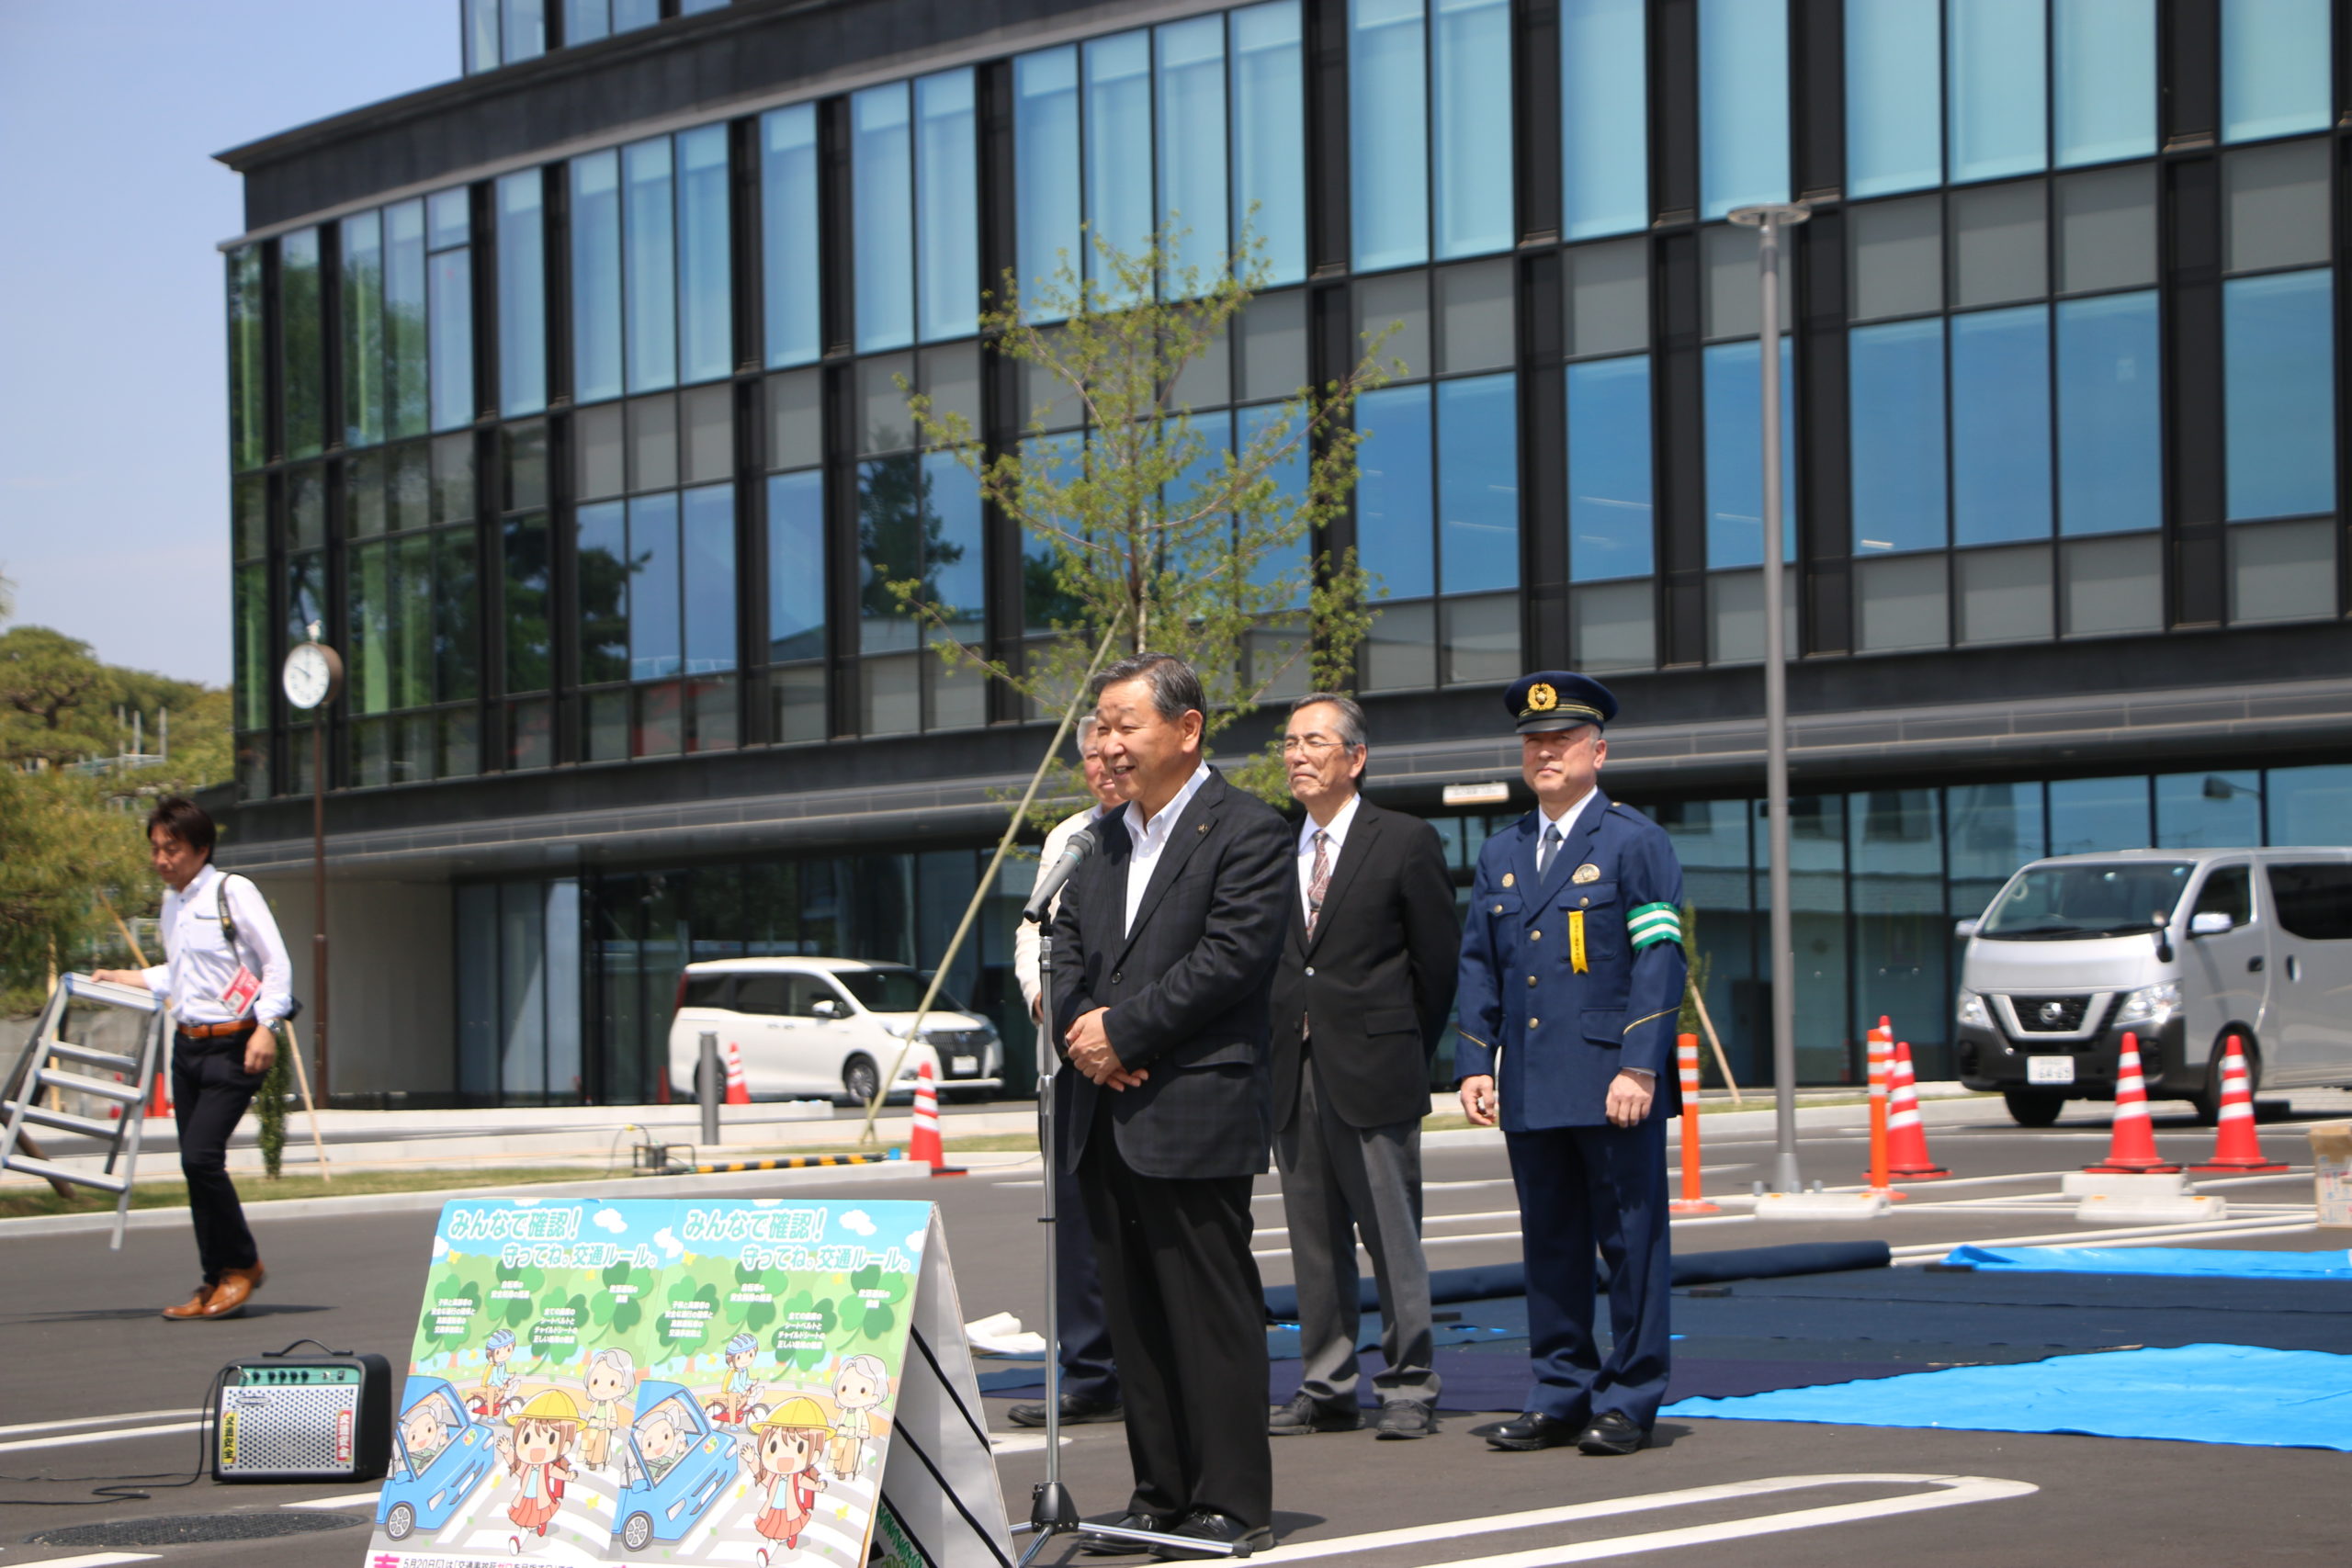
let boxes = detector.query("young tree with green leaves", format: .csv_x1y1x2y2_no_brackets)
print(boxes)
888,231,1393,807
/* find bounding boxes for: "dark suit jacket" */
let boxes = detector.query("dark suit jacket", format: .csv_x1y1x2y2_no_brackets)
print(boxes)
1270,797,1463,1132
1049,767,1294,1180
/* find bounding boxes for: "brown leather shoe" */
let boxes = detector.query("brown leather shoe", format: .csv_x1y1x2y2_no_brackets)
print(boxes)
200,1263,266,1319
162,1283,213,1320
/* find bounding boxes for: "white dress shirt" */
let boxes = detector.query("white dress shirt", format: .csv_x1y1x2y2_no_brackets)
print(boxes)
138,863,292,1028
1015,803,1104,1015
1295,789,1363,916
1121,761,1216,937
1536,784,1600,871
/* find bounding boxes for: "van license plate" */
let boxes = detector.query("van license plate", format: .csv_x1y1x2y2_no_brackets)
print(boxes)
952,1055,978,1075
2027,1055,2075,1086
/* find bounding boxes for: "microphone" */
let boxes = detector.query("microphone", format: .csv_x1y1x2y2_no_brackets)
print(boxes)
1023,828,1098,924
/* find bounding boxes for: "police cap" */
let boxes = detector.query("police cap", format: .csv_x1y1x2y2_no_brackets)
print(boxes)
1505,671,1618,734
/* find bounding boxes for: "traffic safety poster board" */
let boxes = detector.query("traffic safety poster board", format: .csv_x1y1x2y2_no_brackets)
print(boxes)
362,1196,1008,1568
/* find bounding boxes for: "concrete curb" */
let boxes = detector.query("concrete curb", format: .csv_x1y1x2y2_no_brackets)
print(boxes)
0,1157,933,1240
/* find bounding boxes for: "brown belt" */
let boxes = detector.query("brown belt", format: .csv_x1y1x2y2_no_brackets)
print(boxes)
179,1020,257,1040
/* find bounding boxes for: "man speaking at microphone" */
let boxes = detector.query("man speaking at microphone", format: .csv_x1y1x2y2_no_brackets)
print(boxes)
1050,652,1291,1557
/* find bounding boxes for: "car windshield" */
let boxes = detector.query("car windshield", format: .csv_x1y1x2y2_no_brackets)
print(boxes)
835,967,964,1014
1980,862,2194,940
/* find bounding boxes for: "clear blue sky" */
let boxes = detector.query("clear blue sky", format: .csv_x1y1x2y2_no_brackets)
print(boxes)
0,2,458,688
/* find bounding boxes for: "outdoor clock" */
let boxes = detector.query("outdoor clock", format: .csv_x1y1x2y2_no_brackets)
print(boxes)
281,640,345,711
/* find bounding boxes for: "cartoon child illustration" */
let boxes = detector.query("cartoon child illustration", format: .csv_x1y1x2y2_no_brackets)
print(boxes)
579,1348,636,1470
718,1333,761,1426
825,1354,888,1480
742,1398,832,1564
494,1389,582,1555
478,1328,519,1416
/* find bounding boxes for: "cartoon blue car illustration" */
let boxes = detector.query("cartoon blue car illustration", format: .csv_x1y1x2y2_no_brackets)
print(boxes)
379,1376,494,1542
613,1382,738,1552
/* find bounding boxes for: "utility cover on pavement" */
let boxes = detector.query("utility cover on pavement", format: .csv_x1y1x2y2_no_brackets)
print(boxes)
29,1512,363,1547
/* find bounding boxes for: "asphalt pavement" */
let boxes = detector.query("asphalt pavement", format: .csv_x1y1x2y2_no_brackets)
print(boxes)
1,1100,2342,1566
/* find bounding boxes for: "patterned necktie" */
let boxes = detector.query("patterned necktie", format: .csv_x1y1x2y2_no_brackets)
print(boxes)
1306,829,1332,937
1537,822,1562,880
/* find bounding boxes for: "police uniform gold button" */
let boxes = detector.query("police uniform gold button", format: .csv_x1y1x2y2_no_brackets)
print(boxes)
1492,903,1504,914
1526,976,1537,987
1531,930,1542,940
1529,1018,1540,1028
1579,897,1590,908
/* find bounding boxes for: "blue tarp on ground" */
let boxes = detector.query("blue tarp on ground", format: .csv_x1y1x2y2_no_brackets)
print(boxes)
1948,1246,2352,1280
1662,1343,2352,1450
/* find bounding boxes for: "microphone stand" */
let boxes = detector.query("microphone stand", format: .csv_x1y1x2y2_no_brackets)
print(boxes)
1012,913,1244,1562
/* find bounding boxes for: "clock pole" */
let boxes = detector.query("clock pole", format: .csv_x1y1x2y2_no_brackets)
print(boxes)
312,688,328,1102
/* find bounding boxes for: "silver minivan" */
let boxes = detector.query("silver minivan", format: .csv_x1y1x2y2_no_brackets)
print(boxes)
1954,849,2352,1126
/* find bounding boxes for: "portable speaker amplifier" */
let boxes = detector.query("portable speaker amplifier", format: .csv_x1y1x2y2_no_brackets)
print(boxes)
211,1351,393,1483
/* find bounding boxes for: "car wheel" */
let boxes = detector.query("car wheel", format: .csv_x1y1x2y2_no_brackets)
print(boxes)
842,1055,881,1106
622,1513,654,1552
2191,1034,2260,1126
2002,1089,2065,1128
385,1504,415,1542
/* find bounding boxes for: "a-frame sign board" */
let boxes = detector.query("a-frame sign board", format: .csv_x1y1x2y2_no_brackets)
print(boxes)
361,1197,1012,1568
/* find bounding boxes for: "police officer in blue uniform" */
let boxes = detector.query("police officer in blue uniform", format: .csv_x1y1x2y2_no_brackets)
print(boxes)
1455,672,1687,1456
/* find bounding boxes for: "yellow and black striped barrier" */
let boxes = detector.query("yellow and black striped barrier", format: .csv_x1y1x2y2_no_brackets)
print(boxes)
686,1152,904,1175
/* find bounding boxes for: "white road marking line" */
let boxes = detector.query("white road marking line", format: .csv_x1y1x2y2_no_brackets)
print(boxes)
0,1421,203,1456
988,1433,1072,1452
1891,1218,2320,1259
0,1408,201,1439
0,1554,164,1568
1246,1472,2035,1566
281,1490,386,1509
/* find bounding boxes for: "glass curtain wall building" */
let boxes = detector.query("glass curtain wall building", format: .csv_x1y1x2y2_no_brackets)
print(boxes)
217,0,2351,1105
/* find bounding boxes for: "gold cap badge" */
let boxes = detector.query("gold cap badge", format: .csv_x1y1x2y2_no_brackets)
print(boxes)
1527,682,1558,712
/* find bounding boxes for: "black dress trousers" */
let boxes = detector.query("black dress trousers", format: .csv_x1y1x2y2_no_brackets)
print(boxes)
1079,1091,1272,1529
171,1031,265,1282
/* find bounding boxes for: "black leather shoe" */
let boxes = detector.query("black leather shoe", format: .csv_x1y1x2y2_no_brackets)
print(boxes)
1151,1509,1273,1559
1577,1410,1649,1456
1079,1512,1172,1556
1267,1393,1357,1435
1373,1399,1435,1439
1475,1411,1582,1450
1009,1392,1124,1428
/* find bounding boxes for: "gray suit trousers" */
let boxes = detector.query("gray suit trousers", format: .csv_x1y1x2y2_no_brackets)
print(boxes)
1273,1060,1438,1410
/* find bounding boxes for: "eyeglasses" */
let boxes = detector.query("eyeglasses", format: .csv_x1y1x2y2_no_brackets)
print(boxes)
1281,736,1362,756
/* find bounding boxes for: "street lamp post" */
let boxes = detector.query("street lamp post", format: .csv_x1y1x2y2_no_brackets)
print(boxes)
1727,201,1810,1195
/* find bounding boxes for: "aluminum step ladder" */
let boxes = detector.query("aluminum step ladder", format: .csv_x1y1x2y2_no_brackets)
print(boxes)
1,973,169,1249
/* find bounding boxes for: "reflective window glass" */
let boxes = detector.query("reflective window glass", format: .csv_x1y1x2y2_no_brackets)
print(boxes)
341,213,386,447
1702,339,1797,566
2055,164,2156,292
766,471,826,662
577,500,630,684
677,125,731,383
1433,0,1512,258
503,0,543,63
2158,773,2262,850
503,422,549,513
2055,290,2160,536
853,84,915,353
2053,0,2154,166
280,228,324,460
1358,271,1430,379
1849,196,1942,320
571,152,623,402
1562,0,1647,237
432,434,474,523
615,0,658,31
387,202,429,438
497,172,547,417
2222,0,2331,141
1849,318,1947,554
1232,2,1306,284
1949,0,2046,182
1563,238,1648,356
917,70,979,339
466,0,499,73
1951,305,2052,545
1351,0,1430,270
2059,531,2161,636
1355,384,1435,597
762,106,821,367
228,247,266,469
1436,259,1513,372
1951,181,2047,307
628,493,683,680
564,0,609,44
624,138,677,392
2223,141,2331,274
766,369,822,470
2229,516,2336,624
1015,48,1080,299
927,455,986,637
2267,764,2352,846
1085,32,1154,295
681,385,732,485
682,483,736,674
504,513,552,693
1845,0,1941,197
578,402,625,500
2224,270,2336,521
391,442,432,531
1699,0,1789,220
1437,374,1518,593
1157,17,1228,282
628,394,679,492
1566,355,1653,581
1238,289,1308,399
428,242,475,432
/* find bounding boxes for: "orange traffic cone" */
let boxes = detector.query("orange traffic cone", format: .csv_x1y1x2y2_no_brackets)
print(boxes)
907,1061,961,1175
2084,1031,2177,1173
148,1063,173,1118
1883,1041,1948,1179
722,1039,752,1106
2191,1036,2288,1174
1860,1018,1903,1195
1669,1033,1718,1214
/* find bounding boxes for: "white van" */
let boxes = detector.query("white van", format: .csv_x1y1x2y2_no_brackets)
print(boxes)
666,957,1003,1105
1954,849,2352,1126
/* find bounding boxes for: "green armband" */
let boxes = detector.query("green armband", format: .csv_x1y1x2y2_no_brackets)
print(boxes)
1627,902,1682,952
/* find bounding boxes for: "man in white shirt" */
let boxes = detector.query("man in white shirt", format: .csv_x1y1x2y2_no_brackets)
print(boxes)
1006,717,1124,1428
96,796,291,1320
